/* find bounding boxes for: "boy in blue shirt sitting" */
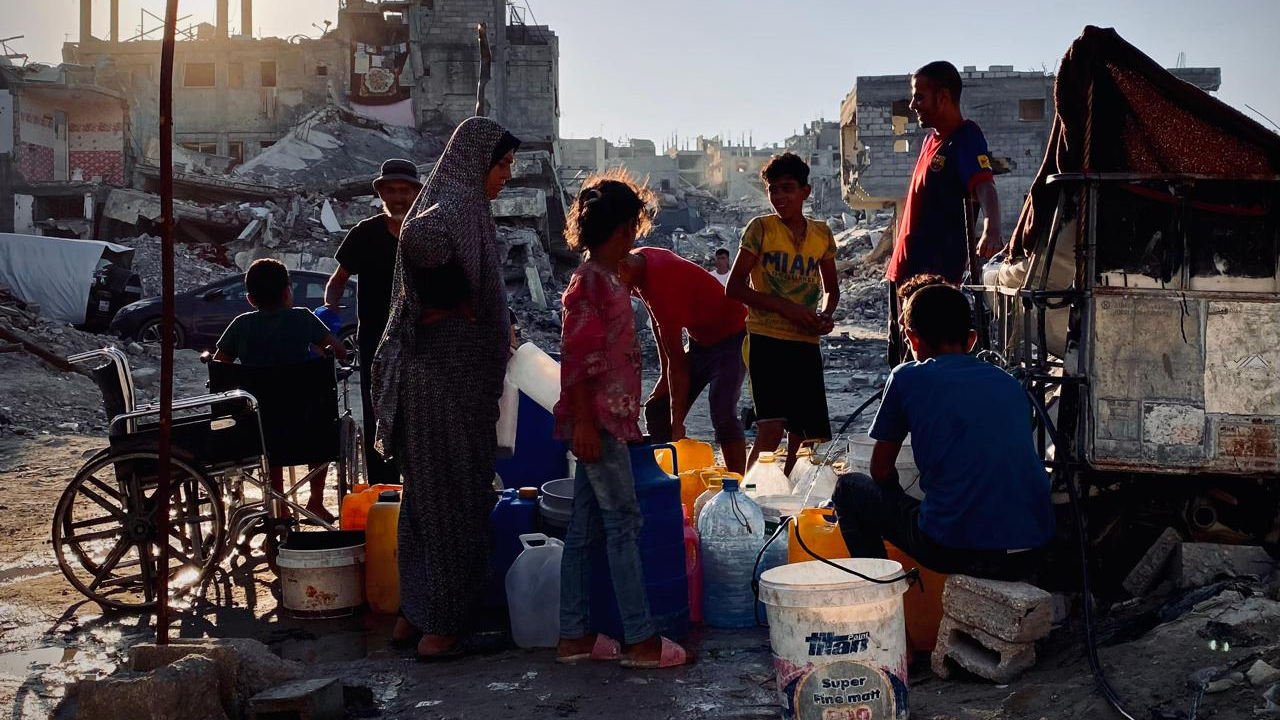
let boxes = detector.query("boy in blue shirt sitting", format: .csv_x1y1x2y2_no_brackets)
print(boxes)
831,281,1053,580
215,258,347,521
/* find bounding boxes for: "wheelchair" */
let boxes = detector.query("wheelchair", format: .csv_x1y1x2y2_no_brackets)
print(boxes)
51,347,364,611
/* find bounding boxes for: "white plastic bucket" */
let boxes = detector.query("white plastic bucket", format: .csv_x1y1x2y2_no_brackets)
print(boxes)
508,343,560,412
276,533,366,619
759,558,910,720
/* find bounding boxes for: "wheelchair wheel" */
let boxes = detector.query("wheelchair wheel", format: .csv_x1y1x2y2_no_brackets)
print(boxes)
335,415,362,502
52,449,227,611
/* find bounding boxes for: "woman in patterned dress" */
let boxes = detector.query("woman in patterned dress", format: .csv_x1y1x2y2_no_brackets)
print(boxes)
370,116,520,659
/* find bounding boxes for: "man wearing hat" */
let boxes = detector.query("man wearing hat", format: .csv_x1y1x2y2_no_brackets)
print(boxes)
324,158,422,485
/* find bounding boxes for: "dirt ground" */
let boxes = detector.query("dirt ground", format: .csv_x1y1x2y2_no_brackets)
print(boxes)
0,327,1277,719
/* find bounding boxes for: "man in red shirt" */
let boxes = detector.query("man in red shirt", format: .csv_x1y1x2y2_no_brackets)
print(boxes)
620,247,750,474
886,60,1003,365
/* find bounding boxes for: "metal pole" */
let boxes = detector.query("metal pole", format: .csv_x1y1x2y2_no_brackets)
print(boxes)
965,198,991,352
156,0,179,646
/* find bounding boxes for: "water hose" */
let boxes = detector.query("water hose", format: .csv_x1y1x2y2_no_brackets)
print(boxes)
1024,389,1138,720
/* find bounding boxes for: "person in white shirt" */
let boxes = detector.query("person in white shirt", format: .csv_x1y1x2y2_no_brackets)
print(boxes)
709,247,732,287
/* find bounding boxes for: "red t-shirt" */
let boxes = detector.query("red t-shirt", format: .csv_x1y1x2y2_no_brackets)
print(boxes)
632,247,748,346
886,120,994,284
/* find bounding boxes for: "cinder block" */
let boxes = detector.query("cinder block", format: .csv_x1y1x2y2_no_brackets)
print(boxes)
248,678,343,720
931,615,1036,684
1176,543,1276,589
941,575,1052,643
1122,527,1182,597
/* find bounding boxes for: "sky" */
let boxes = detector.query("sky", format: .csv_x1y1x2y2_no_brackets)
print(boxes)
8,0,1280,147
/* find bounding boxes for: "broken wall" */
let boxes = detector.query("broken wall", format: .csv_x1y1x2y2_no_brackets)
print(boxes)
504,26,560,145
13,87,127,186
401,0,559,143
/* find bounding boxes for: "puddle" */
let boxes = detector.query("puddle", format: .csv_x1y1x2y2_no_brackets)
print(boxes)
0,647,76,677
0,551,57,586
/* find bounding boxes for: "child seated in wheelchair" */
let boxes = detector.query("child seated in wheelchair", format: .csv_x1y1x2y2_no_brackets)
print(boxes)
213,258,347,522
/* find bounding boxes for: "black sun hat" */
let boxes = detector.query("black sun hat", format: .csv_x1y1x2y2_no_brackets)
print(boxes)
373,158,422,189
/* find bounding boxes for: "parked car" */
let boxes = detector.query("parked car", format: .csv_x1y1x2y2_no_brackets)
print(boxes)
110,270,360,361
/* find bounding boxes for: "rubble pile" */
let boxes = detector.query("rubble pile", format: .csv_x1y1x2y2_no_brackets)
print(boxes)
0,286,206,437
233,105,444,191
117,234,234,295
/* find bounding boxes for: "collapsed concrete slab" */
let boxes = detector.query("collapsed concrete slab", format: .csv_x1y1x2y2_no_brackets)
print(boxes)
78,654,228,720
128,637,305,719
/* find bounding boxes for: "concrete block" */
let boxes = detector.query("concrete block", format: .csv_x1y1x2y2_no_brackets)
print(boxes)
248,678,343,720
1176,543,1276,589
131,643,238,717
940,575,1053,643
931,615,1036,684
78,655,228,720
1121,527,1183,597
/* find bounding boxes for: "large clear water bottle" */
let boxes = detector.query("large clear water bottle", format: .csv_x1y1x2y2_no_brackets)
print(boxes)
698,478,765,629
790,455,840,507
744,452,792,498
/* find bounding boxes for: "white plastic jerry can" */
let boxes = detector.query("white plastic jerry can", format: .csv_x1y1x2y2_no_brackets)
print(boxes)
505,533,565,649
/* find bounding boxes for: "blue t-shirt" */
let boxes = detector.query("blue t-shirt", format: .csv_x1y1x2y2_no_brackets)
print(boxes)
869,353,1054,549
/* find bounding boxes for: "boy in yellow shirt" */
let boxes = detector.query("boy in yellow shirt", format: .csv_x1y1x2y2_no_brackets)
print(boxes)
726,153,840,473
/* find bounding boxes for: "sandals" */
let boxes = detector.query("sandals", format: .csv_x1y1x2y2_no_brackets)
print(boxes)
620,637,692,669
556,634,622,664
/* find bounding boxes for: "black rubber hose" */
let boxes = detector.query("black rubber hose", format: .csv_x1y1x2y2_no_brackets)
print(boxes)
1025,389,1138,720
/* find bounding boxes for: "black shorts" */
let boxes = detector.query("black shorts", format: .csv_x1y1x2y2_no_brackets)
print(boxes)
744,333,831,441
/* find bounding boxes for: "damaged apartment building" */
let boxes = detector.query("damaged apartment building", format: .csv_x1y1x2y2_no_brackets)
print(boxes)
61,0,559,166
839,64,1223,236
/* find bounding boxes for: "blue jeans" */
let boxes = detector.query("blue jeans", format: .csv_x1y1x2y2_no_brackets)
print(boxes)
559,433,656,645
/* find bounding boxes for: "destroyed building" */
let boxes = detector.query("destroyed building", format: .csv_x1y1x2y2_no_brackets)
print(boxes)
784,119,843,212
839,64,1224,235
560,137,680,193
0,62,131,238
61,0,560,167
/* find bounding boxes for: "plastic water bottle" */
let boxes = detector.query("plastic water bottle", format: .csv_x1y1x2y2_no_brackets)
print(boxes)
698,478,764,629
505,533,564,648
744,452,791,498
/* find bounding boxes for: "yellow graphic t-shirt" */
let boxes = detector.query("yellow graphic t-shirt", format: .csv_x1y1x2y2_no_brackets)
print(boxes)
739,215,837,343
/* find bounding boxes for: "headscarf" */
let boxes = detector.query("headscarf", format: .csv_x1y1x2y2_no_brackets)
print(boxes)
370,116,517,456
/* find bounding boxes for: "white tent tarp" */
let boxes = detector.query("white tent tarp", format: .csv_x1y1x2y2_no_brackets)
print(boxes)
0,233,134,324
